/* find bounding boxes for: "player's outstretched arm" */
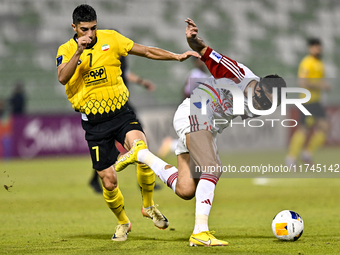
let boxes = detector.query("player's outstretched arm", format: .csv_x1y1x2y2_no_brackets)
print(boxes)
129,43,200,62
185,18,208,56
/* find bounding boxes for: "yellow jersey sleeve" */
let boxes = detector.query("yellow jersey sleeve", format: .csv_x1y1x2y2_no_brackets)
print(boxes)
56,43,71,68
114,31,134,57
298,57,311,79
298,55,324,79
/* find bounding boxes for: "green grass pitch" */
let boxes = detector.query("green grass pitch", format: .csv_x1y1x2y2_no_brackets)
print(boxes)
1,147,340,254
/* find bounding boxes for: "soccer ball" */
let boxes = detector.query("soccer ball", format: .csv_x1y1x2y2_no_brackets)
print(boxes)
271,210,304,241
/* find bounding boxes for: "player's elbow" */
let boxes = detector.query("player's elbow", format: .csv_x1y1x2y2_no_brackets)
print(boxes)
58,76,67,85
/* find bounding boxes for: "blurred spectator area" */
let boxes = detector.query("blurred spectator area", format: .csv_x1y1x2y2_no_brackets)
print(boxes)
0,0,339,114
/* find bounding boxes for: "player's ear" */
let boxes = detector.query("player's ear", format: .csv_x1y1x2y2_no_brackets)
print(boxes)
71,23,77,32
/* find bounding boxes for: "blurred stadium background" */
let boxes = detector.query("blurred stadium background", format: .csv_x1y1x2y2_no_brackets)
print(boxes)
0,0,339,155
1,1,340,254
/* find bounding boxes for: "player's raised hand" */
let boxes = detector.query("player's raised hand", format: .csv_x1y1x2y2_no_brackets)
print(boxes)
185,18,208,55
76,35,92,54
185,18,199,39
177,50,201,62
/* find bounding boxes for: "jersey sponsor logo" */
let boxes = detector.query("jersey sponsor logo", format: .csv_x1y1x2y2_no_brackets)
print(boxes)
56,55,63,67
209,50,222,63
82,66,108,86
101,44,110,51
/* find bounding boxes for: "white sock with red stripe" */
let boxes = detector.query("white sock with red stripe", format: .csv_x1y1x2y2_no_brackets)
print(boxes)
193,173,219,234
137,149,178,192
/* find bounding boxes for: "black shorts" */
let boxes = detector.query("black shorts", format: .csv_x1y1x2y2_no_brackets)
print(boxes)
300,102,326,127
82,109,144,171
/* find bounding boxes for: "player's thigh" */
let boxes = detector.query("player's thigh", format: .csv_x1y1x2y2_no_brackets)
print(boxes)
176,153,198,200
115,111,146,151
124,130,147,150
187,130,222,178
97,166,117,191
87,137,120,172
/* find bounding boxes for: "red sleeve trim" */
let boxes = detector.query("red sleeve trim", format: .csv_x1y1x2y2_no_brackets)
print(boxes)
200,47,245,84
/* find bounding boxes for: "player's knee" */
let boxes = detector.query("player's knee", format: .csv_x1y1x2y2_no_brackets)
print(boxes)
102,181,118,191
101,177,118,191
179,192,195,200
181,193,195,200
175,187,195,200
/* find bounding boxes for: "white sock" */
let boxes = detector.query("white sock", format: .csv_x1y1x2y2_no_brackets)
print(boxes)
193,214,209,234
137,149,178,192
193,174,219,234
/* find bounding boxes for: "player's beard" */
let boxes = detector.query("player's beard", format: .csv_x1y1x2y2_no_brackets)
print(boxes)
252,97,262,110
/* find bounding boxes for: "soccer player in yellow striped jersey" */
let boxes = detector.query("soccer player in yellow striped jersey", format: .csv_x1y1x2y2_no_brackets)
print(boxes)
56,4,199,241
286,38,330,166
57,29,132,119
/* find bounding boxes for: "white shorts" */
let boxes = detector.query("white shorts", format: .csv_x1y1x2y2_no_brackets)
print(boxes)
173,98,218,155
173,98,190,155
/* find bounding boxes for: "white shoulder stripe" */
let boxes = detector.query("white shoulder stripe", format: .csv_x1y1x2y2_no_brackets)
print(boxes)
221,58,243,79
220,60,241,80
221,59,244,81
222,57,245,79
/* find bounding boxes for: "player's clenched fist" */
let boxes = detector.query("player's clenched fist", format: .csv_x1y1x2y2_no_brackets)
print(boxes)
77,35,92,54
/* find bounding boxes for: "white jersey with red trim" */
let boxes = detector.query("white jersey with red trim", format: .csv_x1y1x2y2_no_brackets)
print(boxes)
189,47,260,134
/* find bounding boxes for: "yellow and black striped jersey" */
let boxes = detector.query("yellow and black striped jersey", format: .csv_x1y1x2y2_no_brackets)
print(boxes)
56,30,134,119
298,55,325,103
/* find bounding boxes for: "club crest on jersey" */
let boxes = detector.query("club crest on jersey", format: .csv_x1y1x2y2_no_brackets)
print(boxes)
209,50,222,63
102,44,110,51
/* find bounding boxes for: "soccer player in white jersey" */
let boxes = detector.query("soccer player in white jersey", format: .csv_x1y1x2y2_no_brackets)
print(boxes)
115,18,286,246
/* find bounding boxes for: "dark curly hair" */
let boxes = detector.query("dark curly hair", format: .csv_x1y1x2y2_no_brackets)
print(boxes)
72,4,97,25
